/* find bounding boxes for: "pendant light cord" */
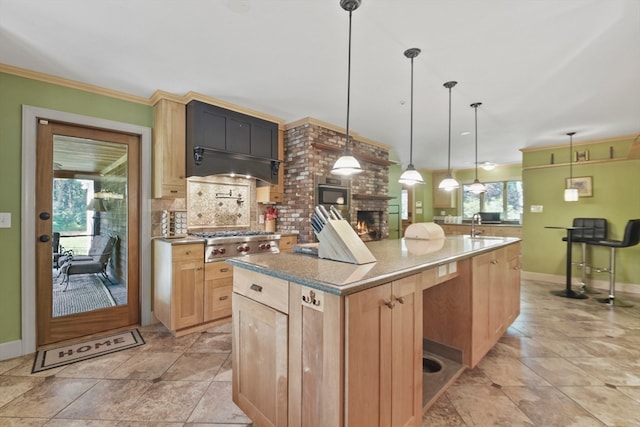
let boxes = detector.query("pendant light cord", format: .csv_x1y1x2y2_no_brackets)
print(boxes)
474,105,478,179
409,55,414,164
568,132,574,180
345,9,353,153
447,85,452,173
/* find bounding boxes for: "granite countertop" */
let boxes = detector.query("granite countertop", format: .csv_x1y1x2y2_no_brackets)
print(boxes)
227,235,520,296
156,236,205,245
435,222,522,227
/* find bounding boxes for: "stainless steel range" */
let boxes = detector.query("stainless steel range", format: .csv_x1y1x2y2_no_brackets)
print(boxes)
190,230,281,262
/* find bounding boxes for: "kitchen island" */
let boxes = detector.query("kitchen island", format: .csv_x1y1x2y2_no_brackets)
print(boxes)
228,235,521,427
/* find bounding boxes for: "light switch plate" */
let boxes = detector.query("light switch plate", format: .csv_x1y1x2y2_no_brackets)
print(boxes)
0,212,11,228
530,205,543,213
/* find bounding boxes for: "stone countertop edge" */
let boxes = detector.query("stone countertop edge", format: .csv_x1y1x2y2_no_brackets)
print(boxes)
155,236,205,245
435,222,522,227
227,236,521,296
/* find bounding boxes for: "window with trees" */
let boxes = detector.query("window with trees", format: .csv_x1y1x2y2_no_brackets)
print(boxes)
462,180,523,221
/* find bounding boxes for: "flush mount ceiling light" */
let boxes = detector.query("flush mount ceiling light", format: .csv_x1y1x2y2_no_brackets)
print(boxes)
469,102,487,194
438,81,460,191
331,0,363,176
564,131,579,202
480,161,496,171
398,48,424,186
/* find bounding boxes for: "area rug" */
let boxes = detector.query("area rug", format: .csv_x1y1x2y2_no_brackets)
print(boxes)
53,274,116,317
32,329,145,373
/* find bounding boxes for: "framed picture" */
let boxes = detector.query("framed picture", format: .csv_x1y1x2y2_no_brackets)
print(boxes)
566,176,593,197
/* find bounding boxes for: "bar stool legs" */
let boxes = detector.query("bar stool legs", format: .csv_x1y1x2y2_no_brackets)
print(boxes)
595,247,634,307
577,242,600,294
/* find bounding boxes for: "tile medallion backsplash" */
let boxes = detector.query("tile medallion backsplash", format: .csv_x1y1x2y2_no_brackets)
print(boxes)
188,178,250,228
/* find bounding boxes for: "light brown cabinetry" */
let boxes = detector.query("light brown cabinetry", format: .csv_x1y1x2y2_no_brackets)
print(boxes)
432,172,457,208
154,241,232,336
153,98,186,198
505,243,522,324
439,223,522,239
204,261,233,321
278,235,298,253
154,242,204,331
232,268,289,427
345,274,422,427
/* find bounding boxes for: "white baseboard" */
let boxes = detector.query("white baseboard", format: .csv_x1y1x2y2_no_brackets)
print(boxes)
521,271,640,294
0,339,25,362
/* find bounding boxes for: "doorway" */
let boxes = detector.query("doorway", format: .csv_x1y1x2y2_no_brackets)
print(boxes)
36,120,140,346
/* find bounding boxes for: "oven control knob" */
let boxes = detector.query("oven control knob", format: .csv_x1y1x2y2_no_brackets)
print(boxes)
219,247,226,254
260,243,271,250
237,245,249,253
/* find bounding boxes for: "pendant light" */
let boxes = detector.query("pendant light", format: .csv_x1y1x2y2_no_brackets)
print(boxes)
398,48,424,186
331,0,363,176
438,81,459,191
564,131,579,202
469,102,487,194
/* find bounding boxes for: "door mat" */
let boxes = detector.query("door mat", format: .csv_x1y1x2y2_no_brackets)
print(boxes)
32,329,145,373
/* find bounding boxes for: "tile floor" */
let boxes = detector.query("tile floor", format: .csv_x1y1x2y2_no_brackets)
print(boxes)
1,280,639,426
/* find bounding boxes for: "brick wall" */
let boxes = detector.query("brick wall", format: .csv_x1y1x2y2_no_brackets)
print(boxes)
280,120,390,243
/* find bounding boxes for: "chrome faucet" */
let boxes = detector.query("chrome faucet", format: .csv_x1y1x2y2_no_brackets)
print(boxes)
471,213,483,237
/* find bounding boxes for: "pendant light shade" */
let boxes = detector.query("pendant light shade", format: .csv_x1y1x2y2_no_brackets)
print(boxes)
438,81,459,191
331,0,363,176
469,102,486,194
398,48,424,186
564,131,579,202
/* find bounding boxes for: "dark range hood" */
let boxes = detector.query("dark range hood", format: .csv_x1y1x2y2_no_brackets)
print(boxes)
186,100,280,184
189,147,279,184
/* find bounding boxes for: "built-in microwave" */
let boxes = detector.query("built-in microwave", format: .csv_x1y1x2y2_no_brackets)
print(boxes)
315,177,350,220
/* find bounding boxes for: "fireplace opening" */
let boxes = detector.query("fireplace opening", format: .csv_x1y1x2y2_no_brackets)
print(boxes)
357,210,382,241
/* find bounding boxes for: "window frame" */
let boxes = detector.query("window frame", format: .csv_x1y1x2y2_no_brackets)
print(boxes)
461,179,523,222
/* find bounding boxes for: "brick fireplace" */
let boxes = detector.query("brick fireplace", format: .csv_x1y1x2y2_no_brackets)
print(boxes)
279,118,393,244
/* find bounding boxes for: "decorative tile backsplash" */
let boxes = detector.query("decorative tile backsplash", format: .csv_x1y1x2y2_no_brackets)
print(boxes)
187,178,250,228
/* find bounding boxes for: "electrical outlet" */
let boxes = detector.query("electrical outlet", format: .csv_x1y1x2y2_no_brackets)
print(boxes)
0,212,11,228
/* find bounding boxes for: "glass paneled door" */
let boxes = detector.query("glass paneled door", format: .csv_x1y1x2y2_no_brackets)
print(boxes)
36,120,140,347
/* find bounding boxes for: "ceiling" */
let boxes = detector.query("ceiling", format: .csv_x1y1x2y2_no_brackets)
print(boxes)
2,0,639,171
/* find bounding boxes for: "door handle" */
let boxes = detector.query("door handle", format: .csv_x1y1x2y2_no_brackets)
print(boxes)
39,234,51,242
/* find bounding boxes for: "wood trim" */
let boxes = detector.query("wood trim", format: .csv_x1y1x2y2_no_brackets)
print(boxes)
1,63,151,105
352,194,395,201
312,142,397,166
522,156,628,170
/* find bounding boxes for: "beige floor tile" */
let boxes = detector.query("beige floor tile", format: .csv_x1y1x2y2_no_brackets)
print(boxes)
0,376,45,408
106,351,182,380
55,351,134,379
214,355,232,382
161,352,229,382
520,357,604,386
0,377,97,418
0,355,33,375
137,331,200,353
491,335,559,358
445,384,534,426
533,336,596,357
187,332,232,354
55,379,152,420
122,380,210,422
188,381,251,424
559,385,640,426
578,336,640,358
617,386,640,403
0,418,48,426
421,394,466,426
476,354,551,387
570,357,640,386
47,420,124,426
502,385,605,426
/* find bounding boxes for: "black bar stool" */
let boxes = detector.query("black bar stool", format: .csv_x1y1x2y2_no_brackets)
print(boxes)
588,219,640,307
562,218,607,294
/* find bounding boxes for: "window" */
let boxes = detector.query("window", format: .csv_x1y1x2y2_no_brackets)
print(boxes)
462,180,523,221
401,189,409,220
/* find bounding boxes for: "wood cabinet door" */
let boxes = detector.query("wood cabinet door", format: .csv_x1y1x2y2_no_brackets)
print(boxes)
345,283,392,427
204,261,233,322
233,293,288,427
153,99,186,198
506,243,522,324
471,251,493,366
391,275,422,427
171,259,204,330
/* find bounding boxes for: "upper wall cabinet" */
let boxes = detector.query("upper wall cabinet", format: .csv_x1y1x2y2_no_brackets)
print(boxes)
186,100,278,161
153,98,186,198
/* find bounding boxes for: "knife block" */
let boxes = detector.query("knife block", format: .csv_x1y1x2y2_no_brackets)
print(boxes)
316,219,376,265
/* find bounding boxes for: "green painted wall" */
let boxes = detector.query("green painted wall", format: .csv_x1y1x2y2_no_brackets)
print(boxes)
0,72,152,346
522,138,640,284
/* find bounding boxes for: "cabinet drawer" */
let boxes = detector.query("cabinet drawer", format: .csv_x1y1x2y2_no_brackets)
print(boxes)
206,261,233,279
234,268,289,314
172,243,203,261
279,235,297,253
